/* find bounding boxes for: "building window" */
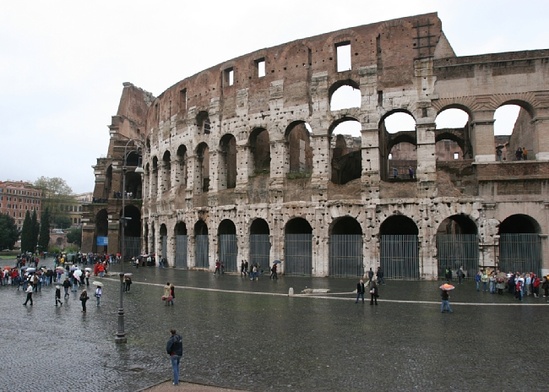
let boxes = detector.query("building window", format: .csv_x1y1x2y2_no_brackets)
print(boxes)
256,58,265,78
336,42,351,72
224,67,234,86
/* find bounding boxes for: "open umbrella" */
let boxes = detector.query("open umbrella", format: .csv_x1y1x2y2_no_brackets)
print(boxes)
273,260,281,264
439,283,455,291
26,267,36,273
84,267,92,272
92,281,103,287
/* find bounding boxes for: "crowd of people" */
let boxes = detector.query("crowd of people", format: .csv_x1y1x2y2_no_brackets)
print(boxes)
473,268,548,300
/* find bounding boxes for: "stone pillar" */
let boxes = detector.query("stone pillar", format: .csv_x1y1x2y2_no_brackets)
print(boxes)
470,110,496,162
361,125,381,200
415,119,437,183
533,110,549,160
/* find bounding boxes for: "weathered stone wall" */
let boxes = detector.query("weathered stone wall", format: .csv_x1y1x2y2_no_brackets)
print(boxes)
84,13,549,279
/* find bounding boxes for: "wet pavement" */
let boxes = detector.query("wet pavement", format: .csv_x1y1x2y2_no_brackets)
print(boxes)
1,258,548,391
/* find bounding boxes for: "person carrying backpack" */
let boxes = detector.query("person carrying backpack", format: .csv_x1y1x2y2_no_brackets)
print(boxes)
166,329,184,385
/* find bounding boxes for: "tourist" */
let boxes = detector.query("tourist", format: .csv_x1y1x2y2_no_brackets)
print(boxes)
162,282,173,305
440,288,453,313
95,284,102,306
270,263,278,280
166,329,183,385
55,285,63,306
23,283,34,306
376,266,385,285
355,279,365,303
369,279,379,305
80,289,89,312
62,277,71,298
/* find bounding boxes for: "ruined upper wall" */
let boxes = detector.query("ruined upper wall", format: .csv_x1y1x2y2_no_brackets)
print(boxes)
145,12,448,129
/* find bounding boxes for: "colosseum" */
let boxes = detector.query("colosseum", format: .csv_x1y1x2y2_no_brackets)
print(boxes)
82,12,549,280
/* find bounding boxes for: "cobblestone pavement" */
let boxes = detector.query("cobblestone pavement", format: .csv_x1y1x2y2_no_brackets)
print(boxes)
1,258,548,391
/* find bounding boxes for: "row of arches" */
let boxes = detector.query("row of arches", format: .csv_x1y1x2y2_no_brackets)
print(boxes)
131,212,542,279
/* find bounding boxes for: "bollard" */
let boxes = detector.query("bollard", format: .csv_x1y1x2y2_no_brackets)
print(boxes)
288,287,294,296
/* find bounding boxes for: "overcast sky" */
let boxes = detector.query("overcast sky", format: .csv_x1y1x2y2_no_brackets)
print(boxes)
1,0,547,194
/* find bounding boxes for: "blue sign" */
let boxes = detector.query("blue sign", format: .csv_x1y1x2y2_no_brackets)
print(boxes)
96,236,108,246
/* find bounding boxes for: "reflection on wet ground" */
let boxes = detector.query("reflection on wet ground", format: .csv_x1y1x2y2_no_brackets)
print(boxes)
1,260,548,391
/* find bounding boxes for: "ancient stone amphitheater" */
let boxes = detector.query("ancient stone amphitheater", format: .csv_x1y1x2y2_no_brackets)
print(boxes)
82,12,549,280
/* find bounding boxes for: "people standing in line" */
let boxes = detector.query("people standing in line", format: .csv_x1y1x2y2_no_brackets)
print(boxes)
80,289,89,312
440,289,453,313
270,263,278,280
532,274,541,298
55,285,63,306
95,285,102,306
62,277,71,298
355,279,365,303
481,269,489,292
23,283,34,306
166,329,183,386
369,279,379,305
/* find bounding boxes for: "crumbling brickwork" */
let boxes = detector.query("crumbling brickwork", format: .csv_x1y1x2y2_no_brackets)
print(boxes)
83,13,549,279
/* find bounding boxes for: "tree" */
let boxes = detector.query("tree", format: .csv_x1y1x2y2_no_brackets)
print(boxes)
31,210,39,251
66,227,82,247
20,211,33,253
34,176,76,229
0,213,19,250
38,208,51,253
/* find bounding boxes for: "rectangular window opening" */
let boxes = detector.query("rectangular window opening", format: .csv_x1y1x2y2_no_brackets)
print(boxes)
256,58,265,78
336,42,351,72
224,68,234,86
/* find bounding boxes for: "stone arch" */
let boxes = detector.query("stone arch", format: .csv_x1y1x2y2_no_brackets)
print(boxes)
436,214,479,278
174,221,188,269
196,143,210,193
379,214,419,279
159,223,168,262
95,209,108,254
498,214,542,275
161,150,171,192
219,134,237,190
284,217,313,275
285,121,313,176
329,216,363,277
120,204,141,260
379,110,417,181
329,118,362,185
151,156,159,198
496,101,535,161
249,218,271,272
218,219,237,272
196,110,211,134
249,128,270,174
329,79,361,111
435,106,472,161
194,219,209,268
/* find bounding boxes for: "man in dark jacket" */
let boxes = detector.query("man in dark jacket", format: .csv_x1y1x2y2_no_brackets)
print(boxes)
166,329,183,385
355,279,365,303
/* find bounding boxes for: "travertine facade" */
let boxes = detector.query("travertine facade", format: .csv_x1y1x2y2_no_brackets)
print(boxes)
83,13,549,279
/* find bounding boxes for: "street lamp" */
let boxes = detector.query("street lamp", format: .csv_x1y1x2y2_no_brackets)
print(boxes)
116,138,144,344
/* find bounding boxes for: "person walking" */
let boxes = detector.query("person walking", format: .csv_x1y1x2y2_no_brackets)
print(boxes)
55,285,63,306
376,266,385,285
355,279,365,303
95,285,102,306
62,277,71,298
163,282,173,305
457,266,465,284
166,329,183,385
23,283,34,306
270,263,278,280
440,289,453,313
80,289,89,312
369,280,379,305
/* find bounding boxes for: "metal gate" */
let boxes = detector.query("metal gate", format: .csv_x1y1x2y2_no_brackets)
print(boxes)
329,234,363,277
219,234,238,272
436,234,478,278
175,235,188,269
249,234,270,271
380,235,419,279
499,233,541,275
284,234,312,276
195,234,209,268
124,237,140,261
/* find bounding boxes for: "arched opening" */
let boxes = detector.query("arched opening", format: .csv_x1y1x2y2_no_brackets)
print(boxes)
174,222,188,269
176,145,187,189
249,218,270,272
379,215,419,279
330,119,362,185
95,209,108,254
161,151,171,192
284,217,313,275
151,156,158,198
436,214,478,278
159,223,168,264
219,134,237,189
196,111,211,134
495,103,534,161
194,220,209,268
196,143,210,193
435,107,471,161
286,122,313,178
329,216,363,277
380,111,417,181
330,82,361,111
218,219,237,272
498,214,541,275
250,128,270,175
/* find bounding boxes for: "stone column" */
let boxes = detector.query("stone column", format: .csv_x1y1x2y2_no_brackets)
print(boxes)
533,110,549,160
470,110,496,162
